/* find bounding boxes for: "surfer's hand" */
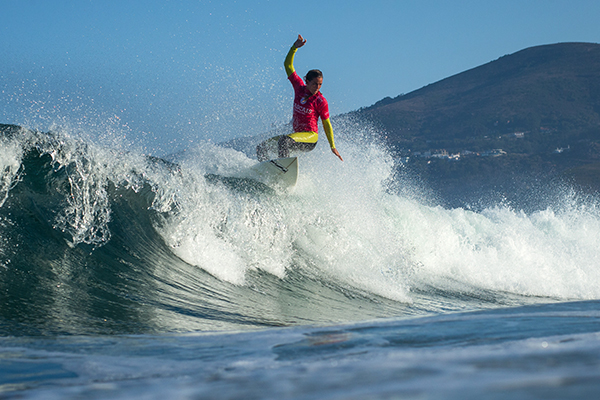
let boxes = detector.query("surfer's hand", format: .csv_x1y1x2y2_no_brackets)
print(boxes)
294,34,307,49
332,148,343,161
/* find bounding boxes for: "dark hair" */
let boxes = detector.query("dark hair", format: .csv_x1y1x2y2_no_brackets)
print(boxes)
304,69,323,82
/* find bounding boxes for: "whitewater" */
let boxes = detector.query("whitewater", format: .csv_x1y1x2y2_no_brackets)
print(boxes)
1,121,600,399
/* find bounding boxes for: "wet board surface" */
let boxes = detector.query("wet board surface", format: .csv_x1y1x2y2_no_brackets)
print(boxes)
244,157,298,189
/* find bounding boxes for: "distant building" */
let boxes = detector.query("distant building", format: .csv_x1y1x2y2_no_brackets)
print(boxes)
482,149,507,157
553,145,570,154
431,149,448,158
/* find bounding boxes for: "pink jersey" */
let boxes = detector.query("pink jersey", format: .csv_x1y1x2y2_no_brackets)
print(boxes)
288,72,330,133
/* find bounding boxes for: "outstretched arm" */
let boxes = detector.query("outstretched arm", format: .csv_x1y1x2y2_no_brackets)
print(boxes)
323,118,343,161
284,34,307,77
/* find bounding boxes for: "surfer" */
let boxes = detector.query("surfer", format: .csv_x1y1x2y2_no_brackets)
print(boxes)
257,34,343,162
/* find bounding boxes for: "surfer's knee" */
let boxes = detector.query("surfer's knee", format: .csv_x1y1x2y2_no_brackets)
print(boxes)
257,142,269,161
278,135,293,158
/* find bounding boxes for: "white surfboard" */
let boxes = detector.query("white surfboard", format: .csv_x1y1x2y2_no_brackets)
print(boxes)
243,157,298,189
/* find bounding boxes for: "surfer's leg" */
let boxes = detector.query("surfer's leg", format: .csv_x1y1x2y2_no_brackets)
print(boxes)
278,135,316,158
278,135,294,158
257,136,281,161
256,141,269,161
292,141,317,153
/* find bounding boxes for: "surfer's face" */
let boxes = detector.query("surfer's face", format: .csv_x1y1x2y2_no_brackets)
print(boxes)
306,77,323,96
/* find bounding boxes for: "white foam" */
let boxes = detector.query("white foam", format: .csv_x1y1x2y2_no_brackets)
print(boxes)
156,123,414,300
397,197,600,299
158,122,600,301
0,133,24,208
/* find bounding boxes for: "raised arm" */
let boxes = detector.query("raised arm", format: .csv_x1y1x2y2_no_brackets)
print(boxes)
284,34,307,77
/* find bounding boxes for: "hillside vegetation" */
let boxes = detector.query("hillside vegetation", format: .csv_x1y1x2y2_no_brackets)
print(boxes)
352,42,600,204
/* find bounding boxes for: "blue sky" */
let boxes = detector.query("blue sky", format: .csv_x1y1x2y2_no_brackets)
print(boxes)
2,0,600,155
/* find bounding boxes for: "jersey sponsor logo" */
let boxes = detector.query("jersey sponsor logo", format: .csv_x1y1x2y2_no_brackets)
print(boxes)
294,102,313,114
300,95,309,105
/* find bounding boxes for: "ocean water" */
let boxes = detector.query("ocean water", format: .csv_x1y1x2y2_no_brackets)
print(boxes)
1,123,600,399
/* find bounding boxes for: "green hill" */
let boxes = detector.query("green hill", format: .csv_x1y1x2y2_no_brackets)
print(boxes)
358,42,600,146
353,42,600,203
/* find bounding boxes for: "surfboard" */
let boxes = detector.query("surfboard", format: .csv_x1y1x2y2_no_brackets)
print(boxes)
243,157,298,190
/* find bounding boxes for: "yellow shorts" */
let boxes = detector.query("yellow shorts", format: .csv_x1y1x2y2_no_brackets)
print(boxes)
287,131,318,143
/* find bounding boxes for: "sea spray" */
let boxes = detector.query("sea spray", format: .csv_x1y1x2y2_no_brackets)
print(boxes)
0,131,24,208
160,126,415,301
397,195,600,300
